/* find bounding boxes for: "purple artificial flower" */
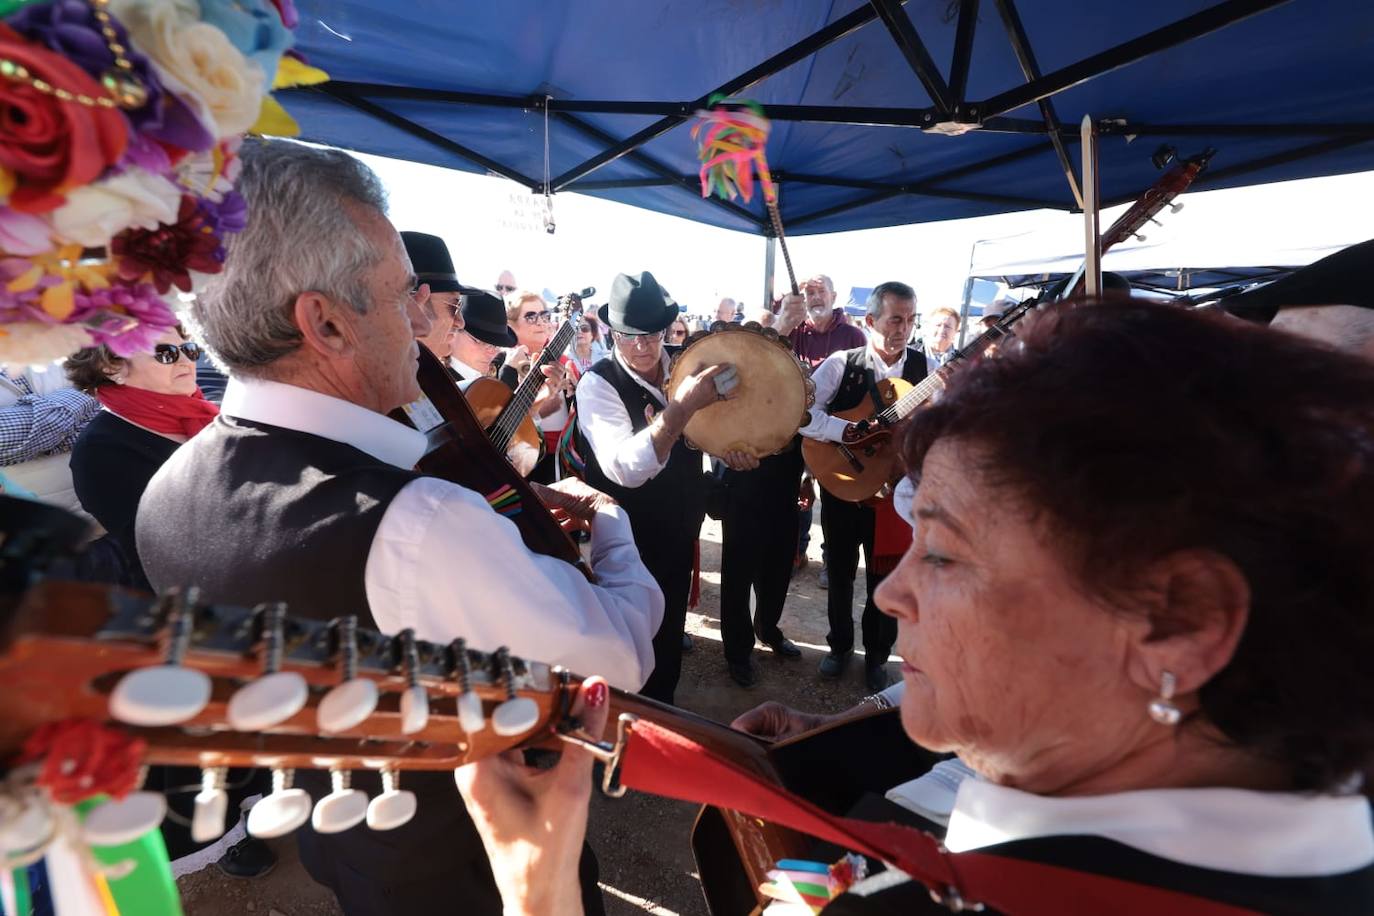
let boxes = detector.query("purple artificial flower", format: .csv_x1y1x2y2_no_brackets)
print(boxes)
75,280,179,356
8,0,214,155
196,189,247,238
0,208,53,256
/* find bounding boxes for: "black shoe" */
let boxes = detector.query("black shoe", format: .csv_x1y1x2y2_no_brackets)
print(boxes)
215,836,276,879
727,660,757,688
865,662,889,693
760,635,802,658
681,632,694,652
818,567,829,589
818,651,851,678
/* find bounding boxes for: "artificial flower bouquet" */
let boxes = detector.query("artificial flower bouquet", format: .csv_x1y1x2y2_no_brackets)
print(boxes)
0,0,325,366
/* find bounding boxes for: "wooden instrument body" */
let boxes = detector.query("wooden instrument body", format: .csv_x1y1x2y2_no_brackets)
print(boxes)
392,344,592,580
802,377,913,502
667,323,813,459
460,375,544,478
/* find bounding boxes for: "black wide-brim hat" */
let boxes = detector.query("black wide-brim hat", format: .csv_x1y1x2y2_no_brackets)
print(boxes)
1219,238,1374,324
401,231,482,295
599,270,678,335
461,290,518,347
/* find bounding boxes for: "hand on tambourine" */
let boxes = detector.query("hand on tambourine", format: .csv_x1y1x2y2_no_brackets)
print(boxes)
456,677,609,916
720,449,760,471
532,478,617,523
731,701,835,742
670,362,739,415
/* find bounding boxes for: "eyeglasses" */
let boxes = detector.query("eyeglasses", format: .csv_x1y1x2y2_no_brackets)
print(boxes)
152,342,202,365
613,330,664,351
577,324,593,333
495,284,517,294
521,311,553,325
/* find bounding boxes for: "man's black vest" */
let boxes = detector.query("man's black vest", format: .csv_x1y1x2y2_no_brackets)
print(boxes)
136,416,417,626
573,355,705,542
828,345,928,415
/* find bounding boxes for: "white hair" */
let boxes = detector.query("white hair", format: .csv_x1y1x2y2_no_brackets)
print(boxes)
194,140,390,375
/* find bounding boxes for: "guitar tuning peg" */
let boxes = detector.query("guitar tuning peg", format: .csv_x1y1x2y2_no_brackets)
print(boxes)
228,603,308,731
311,768,368,835
449,638,485,734
82,767,167,848
191,766,229,843
109,588,212,727
1169,202,1185,214
491,647,539,738
1134,233,1147,242
318,616,378,734
398,630,428,735
366,768,416,831
247,768,311,839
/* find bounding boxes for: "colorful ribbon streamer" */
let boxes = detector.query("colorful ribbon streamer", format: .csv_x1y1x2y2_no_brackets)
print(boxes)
486,484,523,519
691,96,777,205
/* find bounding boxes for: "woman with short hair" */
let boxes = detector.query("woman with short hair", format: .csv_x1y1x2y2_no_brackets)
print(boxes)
65,325,218,590
457,300,1374,914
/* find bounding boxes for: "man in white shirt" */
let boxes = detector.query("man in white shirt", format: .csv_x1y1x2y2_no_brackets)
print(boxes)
800,281,924,693
135,140,659,915
0,366,99,512
448,290,516,382
573,271,756,703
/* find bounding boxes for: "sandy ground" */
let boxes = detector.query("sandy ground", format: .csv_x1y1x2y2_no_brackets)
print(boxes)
177,515,883,915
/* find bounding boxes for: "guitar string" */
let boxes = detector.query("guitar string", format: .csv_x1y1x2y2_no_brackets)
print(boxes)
489,321,576,449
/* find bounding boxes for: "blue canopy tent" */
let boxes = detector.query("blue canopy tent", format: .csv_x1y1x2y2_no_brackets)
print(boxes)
282,0,1374,272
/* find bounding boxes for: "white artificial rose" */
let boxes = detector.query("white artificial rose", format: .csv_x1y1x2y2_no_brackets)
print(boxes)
49,170,182,248
111,0,265,138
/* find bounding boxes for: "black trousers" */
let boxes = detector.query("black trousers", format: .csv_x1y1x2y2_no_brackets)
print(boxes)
819,489,896,661
720,444,803,665
633,521,699,705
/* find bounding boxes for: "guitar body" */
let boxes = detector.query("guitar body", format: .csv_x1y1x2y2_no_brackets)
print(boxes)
461,376,545,479
691,709,943,915
802,377,913,502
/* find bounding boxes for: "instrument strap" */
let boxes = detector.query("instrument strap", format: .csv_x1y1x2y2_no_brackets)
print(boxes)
863,367,886,416
617,719,1259,915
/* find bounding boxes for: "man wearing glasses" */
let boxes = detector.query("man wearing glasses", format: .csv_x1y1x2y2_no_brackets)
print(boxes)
494,269,518,296
574,271,757,703
401,232,478,362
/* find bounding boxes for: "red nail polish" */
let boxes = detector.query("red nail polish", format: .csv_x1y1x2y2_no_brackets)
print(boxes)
585,681,607,709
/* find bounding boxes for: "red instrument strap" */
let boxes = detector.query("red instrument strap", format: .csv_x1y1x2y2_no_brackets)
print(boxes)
617,719,1258,915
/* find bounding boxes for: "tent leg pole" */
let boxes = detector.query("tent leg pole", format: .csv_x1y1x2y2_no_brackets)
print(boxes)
1081,114,1102,296
763,235,777,310
957,275,974,349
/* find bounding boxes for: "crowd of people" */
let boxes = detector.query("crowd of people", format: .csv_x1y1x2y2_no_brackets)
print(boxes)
2,139,1372,915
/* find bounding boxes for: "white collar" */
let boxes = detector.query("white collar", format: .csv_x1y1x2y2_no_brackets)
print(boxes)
944,779,1374,877
221,376,426,470
449,356,485,381
864,341,906,376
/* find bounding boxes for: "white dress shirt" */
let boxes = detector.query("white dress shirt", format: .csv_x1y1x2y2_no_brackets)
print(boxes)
448,356,486,381
799,343,909,443
219,377,664,690
574,347,672,489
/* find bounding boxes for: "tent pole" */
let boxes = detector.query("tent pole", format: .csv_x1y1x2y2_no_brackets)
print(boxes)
1081,114,1102,296
957,275,975,349
763,235,778,310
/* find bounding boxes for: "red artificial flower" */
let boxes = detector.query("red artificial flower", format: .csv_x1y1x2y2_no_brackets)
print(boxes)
21,719,147,805
112,195,223,293
0,24,128,213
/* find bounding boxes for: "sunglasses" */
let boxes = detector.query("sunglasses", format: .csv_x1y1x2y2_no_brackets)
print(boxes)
521,311,553,325
152,342,202,365
495,284,517,293
577,324,593,332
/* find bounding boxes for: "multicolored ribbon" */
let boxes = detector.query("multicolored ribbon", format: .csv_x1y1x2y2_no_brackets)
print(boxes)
486,484,523,519
691,95,777,205
759,854,867,912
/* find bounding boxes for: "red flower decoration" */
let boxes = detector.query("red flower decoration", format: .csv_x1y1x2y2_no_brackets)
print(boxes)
0,24,128,213
21,718,147,805
112,194,224,293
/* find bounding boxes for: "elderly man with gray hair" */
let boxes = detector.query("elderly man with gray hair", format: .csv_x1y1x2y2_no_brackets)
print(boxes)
134,140,659,915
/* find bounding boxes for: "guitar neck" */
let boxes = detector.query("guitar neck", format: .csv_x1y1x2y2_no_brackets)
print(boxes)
490,321,575,452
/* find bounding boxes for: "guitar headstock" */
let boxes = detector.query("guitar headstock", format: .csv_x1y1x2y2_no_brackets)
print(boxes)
1,580,579,840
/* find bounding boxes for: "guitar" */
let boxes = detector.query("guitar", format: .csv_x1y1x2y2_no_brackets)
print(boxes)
803,299,1035,502
463,319,577,477
390,341,593,580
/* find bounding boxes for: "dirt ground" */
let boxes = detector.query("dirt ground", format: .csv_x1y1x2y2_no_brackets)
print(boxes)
177,515,883,915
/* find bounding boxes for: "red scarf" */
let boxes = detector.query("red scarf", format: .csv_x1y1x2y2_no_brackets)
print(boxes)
97,384,219,438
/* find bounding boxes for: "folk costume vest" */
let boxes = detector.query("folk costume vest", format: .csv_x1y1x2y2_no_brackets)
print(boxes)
828,345,928,415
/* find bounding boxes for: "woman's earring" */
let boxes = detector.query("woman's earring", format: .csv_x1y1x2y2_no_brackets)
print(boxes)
1148,671,1182,726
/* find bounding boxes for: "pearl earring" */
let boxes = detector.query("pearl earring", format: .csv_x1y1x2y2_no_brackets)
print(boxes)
1148,671,1182,726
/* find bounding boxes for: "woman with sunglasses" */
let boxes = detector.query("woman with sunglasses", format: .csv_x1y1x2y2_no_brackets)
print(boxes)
569,316,608,373
64,325,219,591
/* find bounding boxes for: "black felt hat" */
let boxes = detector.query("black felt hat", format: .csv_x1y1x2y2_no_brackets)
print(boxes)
598,271,678,335
461,290,517,347
1219,239,1374,324
401,231,481,295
